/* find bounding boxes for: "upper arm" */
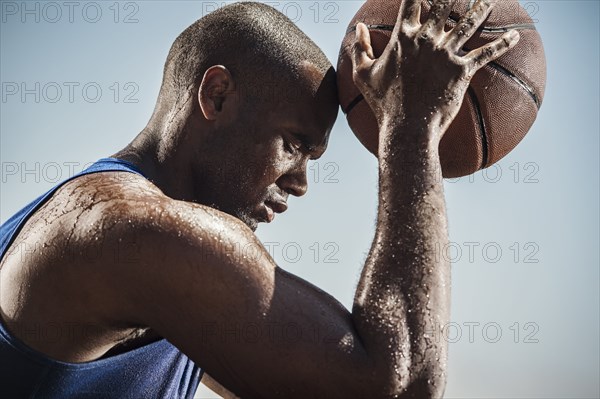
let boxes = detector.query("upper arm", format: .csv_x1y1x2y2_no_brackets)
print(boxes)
108,200,379,398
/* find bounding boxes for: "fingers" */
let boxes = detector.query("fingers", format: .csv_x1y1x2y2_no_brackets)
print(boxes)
447,0,497,49
464,30,520,73
421,0,456,34
394,0,421,34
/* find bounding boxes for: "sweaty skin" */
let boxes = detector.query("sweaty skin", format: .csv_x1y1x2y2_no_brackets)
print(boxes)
0,0,518,397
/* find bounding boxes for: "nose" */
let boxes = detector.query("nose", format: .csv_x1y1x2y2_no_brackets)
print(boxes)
278,163,308,197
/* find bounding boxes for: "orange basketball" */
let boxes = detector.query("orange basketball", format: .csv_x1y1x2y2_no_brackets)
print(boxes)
337,0,546,178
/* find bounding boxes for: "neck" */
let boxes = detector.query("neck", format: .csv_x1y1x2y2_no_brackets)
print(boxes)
111,121,197,202
112,93,212,203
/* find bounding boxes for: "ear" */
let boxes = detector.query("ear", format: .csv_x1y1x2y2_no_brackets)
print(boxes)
198,65,236,121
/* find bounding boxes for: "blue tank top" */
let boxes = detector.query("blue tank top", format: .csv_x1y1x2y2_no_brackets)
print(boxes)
0,158,202,398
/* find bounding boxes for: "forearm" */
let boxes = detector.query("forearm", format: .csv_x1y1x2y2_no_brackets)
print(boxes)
352,118,450,396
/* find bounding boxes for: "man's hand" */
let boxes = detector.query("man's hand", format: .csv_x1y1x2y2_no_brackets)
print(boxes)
351,0,520,142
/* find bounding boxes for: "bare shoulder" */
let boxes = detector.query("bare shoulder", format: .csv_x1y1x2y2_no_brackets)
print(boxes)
43,170,251,251
76,171,264,270
53,172,276,325
51,169,268,284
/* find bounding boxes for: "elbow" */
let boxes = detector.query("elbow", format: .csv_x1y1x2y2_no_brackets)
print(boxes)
333,338,448,398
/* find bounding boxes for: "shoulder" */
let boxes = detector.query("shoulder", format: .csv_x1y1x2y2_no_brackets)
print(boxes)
61,171,275,325
40,170,264,274
70,171,259,263
50,170,250,247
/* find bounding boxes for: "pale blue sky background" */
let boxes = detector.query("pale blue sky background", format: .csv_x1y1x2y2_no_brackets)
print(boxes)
1,1,598,398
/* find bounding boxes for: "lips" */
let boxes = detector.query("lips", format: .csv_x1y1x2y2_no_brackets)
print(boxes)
262,204,274,223
265,200,288,214
262,200,288,223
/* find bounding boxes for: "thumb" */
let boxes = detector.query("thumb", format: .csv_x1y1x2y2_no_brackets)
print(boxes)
352,23,375,79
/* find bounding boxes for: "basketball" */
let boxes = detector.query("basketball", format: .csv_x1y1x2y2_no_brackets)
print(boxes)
337,0,547,178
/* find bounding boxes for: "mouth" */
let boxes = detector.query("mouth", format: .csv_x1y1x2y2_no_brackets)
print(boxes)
262,200,288,223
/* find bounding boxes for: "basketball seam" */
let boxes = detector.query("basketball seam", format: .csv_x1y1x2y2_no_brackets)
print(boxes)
345,22,537,36
467,87,489,169
343,93,364,115
482,61,541,109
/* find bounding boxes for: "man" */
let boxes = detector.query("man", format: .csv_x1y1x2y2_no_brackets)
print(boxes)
0,0,518,397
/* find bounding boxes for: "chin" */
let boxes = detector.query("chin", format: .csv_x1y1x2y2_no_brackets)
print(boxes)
233,209,259,232
240,216,258,232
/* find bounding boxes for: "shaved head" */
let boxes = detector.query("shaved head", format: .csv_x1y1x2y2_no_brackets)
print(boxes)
159,2,335,108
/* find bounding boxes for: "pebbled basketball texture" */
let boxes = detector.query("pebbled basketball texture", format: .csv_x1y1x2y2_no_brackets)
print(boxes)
337,0,547,178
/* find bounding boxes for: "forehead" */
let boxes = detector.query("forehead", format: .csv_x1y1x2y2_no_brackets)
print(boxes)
298,60,328,95
268,62,338,147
